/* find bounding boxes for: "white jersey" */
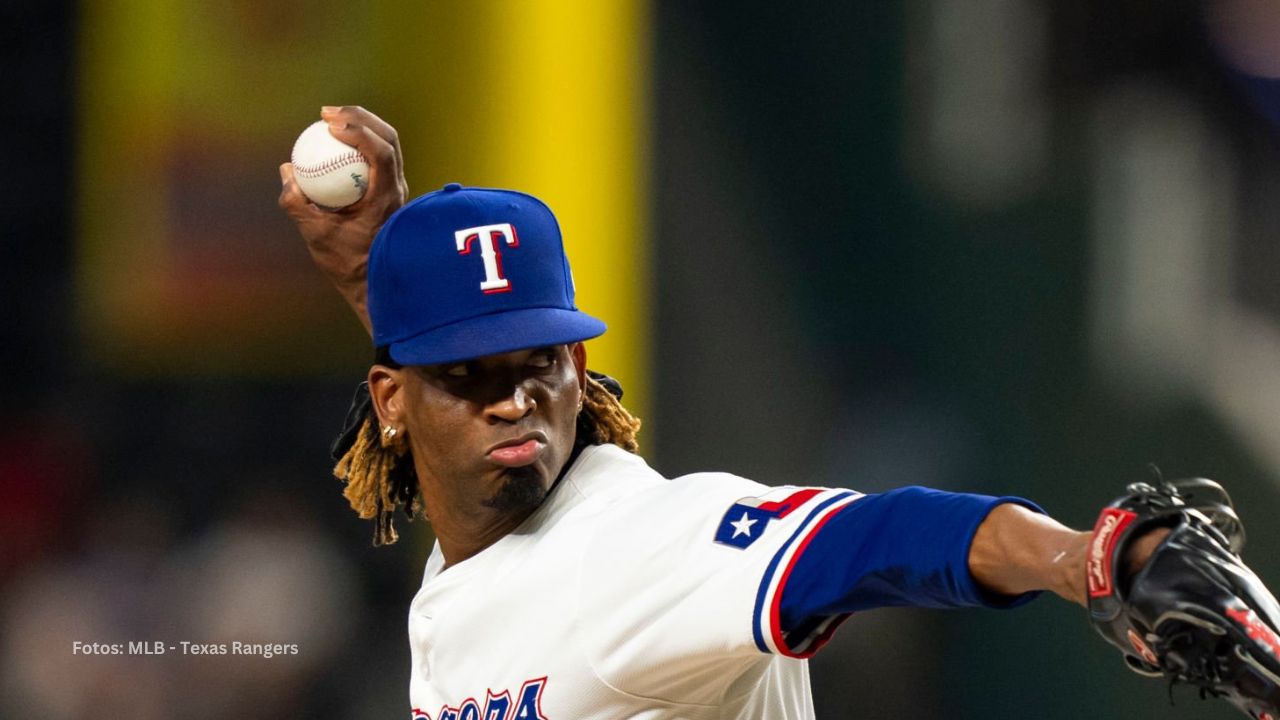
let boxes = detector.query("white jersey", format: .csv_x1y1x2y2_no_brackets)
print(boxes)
407,443,863,720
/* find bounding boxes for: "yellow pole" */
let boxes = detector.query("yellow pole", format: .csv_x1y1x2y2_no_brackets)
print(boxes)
379,0,652,431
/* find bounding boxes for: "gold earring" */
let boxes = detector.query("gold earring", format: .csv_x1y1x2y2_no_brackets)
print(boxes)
380,424,407,452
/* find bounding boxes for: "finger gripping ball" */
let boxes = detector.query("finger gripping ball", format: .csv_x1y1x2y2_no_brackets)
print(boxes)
290,121,369,209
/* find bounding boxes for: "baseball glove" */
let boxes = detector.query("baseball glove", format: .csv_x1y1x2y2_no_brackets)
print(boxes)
1088,473,1280,718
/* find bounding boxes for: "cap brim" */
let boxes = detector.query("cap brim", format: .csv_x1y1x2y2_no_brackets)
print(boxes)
387,308,607,366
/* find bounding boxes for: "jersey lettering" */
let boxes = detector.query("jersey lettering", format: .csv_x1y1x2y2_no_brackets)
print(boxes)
512,677,549,720
457,698,481,720
455,223,520,294
483,689,512,720
413,677,547,720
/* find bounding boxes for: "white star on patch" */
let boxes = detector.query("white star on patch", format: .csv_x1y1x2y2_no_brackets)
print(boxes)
730,511,758,538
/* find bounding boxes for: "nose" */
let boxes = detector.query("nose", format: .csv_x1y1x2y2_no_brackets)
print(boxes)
485,384,536,424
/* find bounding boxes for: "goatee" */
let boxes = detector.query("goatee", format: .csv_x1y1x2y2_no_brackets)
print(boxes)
483,466,548,514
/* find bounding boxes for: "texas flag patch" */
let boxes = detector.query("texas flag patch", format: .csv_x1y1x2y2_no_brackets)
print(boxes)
714,488,824,549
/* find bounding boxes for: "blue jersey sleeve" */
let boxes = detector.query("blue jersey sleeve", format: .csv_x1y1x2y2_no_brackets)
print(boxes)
775,486,1043,651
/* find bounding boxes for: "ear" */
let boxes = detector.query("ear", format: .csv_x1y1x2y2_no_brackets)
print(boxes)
569,342,588,395
367,364,406,430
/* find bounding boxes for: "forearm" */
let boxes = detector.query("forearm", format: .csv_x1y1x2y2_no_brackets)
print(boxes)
278,106,407,339
339,286,372,335
323,257,372,336
968,503,1089,606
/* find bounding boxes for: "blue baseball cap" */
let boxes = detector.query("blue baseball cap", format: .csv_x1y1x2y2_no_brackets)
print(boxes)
367,183,607,366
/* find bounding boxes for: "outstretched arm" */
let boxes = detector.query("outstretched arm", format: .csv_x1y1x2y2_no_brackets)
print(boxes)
278,105,407,336
968,502,1169,607
773,485,1169,642
967,504,1088,605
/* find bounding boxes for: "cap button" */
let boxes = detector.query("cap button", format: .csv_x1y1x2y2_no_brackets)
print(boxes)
442,183,463,192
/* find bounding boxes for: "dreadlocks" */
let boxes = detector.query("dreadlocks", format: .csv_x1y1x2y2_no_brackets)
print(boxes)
332,409,420,546
332,370,641,546
575,372,642,452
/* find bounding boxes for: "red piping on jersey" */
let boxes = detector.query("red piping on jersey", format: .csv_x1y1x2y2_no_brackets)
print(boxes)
769,505,849,658
757,488,823,518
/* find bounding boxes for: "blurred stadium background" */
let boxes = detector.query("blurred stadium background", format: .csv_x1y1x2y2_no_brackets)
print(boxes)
5,0,1280,718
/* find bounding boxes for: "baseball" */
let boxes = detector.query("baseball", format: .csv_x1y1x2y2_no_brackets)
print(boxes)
290,121,369,209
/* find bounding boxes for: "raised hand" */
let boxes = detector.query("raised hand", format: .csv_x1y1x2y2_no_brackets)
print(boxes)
279,106,408,334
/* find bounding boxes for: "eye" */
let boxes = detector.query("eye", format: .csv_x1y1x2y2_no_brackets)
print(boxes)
528,349,557,369
443,363,469,377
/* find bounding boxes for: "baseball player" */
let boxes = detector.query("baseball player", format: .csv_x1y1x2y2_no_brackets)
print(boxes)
280,106,1280,719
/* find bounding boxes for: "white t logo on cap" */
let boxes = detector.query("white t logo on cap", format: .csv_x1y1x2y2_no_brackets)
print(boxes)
455,223,519,294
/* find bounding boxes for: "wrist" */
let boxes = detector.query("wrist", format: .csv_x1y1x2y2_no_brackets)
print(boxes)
322,254,368,288
1057,531,1090,606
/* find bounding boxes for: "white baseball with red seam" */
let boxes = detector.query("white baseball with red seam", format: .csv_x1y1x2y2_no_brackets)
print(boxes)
290,121,369,209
